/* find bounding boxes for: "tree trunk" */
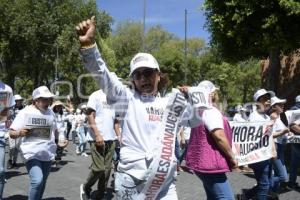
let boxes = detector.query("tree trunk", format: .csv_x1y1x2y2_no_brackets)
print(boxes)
3,61,15,90
242,84,247,104
262,48,281,93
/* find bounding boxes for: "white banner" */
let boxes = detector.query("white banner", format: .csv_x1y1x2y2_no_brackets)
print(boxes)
230,121,274,166
138,90,187,200
187,87,212,109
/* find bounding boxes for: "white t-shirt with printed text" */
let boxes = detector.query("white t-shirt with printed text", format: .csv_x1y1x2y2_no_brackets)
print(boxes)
81,47,177,180
10,105,57,162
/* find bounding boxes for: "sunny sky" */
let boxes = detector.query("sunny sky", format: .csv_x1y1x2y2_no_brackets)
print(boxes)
96,0,210,43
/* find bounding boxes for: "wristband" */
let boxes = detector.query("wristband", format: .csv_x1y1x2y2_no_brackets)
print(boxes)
81,43,96,49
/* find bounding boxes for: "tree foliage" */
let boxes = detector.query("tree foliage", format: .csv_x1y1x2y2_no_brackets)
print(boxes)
204,0,300,92
204,0,300,60
0,0,112,103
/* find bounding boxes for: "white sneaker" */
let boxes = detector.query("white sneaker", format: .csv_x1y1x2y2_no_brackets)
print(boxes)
80,184,90,200
81,152,88,157
76,148,81,155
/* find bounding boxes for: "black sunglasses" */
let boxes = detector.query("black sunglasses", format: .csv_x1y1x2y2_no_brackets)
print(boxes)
132,68,157,80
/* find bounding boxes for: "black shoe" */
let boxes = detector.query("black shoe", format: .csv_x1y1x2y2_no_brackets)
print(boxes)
287,182,300,191
279,182,289,192
7,160,13,169
235,193,247,200
267,191,279,200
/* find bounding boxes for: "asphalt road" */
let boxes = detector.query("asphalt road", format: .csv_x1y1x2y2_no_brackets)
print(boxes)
3,142,300,200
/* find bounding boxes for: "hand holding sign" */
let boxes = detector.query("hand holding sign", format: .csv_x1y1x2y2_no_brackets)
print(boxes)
19,129,31,137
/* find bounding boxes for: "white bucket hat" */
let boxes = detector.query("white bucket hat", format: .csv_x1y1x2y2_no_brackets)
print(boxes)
198,80,219,94
253,89,275,102
32,86,55,100
129,53,160,77
271,96,286,106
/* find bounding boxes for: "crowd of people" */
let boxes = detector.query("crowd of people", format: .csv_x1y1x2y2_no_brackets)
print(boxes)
0,16,299,200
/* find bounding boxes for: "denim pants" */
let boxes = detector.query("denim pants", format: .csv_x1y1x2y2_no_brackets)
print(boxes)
271,143,288,192
247,160,271,200
25,159,52,200
195,172,234,200
289,144,300,184
77,126,86,153
0,138,6,200
175,137,180,161
179,139,189,164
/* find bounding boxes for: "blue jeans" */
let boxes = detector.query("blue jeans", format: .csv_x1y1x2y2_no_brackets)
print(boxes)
175,138,180,161
0,138,6,200
179,140,189,164
25,159,52,200
196,172,234,200
271,143,288,192
77,126,86,153
247,160,271,200
289,144,300,184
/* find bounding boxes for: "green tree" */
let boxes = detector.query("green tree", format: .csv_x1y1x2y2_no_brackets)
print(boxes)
197,48,261,107
110,21,206,88
0,0,112,103
109,21,143,79
204,0,300,92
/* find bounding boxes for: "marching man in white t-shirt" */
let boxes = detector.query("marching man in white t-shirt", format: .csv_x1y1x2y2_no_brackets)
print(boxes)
0,81,15,199
76,17,183,200
9,86,62,200
80,89,120,200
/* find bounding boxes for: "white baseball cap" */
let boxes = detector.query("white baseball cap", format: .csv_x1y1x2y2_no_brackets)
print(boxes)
14,94,23,101
271,96,286,106
295,95,300,103
129,53,160,77
198,80,219,93
253,89,275,102
32,86,55,100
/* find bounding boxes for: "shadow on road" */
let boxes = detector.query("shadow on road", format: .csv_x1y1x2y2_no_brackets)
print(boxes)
5,171,27,180
4,195,66,200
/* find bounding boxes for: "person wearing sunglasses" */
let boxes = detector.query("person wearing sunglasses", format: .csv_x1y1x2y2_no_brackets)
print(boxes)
77,17,179,200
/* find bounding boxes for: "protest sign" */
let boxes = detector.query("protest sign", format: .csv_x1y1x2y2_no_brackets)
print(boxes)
230,121,274,166
24,114,53,142
187,87,212,109
285,110,300,125
287,135,300,143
